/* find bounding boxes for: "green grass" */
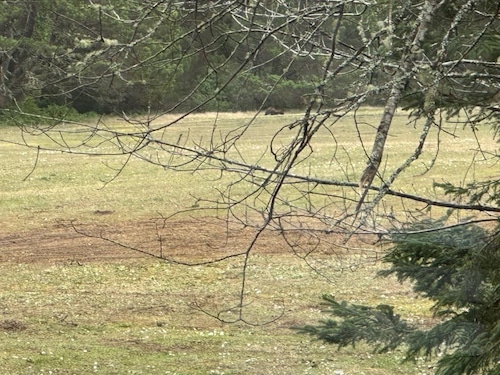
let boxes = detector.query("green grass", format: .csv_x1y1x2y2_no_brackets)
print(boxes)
0,257,431,374
1,109,497,230
0,108,497,374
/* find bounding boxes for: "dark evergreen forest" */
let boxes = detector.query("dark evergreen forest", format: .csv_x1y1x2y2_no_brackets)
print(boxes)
0,1,368,115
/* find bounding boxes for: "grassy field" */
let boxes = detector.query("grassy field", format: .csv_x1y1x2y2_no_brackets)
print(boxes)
0,108,497,374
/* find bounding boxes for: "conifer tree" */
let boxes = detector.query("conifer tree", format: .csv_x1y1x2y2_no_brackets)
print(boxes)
298,219,500,375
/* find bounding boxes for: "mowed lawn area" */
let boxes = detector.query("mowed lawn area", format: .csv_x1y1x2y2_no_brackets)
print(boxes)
0,109,497,374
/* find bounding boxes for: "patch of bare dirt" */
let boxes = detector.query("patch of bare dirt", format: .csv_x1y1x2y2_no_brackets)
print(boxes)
0,221,141,264
0,217,297,265
0,319,27,332
0,215,368,266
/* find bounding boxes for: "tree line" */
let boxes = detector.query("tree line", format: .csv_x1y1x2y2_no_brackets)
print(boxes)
0,0,368,115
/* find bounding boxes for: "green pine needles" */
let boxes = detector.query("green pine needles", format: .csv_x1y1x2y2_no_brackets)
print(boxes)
298,219,500,375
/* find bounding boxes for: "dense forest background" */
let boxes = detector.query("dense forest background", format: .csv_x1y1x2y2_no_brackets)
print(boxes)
2,1,498,117
0,0,365,115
